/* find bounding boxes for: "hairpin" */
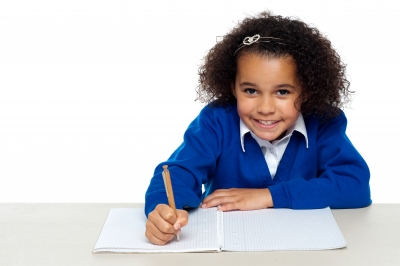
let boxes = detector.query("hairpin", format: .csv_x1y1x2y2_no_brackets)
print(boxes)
233,34,285,55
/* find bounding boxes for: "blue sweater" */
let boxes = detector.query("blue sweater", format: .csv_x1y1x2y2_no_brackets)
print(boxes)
145,104,371,216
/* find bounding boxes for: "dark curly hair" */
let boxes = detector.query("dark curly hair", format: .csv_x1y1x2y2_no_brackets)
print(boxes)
196,11,352,120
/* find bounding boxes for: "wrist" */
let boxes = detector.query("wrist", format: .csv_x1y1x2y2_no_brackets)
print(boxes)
265,188,274,208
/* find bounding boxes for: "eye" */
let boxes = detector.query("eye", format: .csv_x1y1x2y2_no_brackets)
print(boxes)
244,89,257,95
276,89,289,96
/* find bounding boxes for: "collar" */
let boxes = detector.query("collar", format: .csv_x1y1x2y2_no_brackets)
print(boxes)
240,113,309,152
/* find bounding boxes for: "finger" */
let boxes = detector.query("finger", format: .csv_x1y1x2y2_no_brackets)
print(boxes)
175,210,189,228
203,195,238,208
203,189,234,201
157,204,178,224
148,209,176,234
146,234,169,246
217,201,242,212
145,221,176,245
202,189,236,206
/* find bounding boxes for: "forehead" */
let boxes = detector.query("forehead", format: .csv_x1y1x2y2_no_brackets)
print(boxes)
236,53,298,83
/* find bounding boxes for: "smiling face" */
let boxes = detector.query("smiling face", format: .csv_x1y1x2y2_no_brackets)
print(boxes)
233,53,302,142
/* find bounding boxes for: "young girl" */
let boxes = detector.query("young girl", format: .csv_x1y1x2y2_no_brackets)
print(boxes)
144,11,371,245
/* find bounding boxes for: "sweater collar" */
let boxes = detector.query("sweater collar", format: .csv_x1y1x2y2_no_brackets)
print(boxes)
240,113,308,152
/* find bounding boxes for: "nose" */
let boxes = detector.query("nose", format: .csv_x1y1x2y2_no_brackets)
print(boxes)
257,95,275,114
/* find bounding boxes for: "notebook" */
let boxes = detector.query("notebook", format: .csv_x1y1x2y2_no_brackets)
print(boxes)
93,207,346,253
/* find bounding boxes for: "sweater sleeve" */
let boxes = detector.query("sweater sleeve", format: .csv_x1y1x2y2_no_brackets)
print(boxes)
144,107,223,216
269,112,371,209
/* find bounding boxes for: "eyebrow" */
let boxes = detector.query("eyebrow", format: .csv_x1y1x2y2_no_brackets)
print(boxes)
239,82,257,87
239,82,297,89
276,84,297,89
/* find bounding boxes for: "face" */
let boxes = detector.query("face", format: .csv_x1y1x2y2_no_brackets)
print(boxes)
233,53,302,142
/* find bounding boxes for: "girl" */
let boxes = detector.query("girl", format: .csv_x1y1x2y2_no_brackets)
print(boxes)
144,11,371,245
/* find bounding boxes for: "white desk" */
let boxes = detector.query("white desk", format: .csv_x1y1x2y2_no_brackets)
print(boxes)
1,203,399,266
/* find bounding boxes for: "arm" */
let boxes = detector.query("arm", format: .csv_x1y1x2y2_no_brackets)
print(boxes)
144,106,224,216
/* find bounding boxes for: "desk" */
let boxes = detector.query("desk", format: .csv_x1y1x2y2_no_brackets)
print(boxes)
1,203,399,266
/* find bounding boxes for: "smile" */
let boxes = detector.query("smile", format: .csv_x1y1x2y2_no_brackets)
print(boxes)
257,120,279,126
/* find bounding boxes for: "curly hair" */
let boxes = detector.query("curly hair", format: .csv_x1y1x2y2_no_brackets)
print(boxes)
196,11,352,120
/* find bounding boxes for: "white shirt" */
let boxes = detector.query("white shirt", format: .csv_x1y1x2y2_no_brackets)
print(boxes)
240,114,308,179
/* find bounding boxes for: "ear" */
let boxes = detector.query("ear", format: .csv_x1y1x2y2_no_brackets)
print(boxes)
301,92,309,103
231,82,237,98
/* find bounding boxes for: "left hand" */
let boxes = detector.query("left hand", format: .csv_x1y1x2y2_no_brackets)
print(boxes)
201,188,274,211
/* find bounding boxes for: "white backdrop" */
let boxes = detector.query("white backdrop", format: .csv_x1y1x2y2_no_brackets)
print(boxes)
1,0,398,203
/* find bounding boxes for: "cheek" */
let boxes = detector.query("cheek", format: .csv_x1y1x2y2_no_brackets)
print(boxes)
236,96,252,111
236,98,252,119
276,100,298,116
286,102,301,118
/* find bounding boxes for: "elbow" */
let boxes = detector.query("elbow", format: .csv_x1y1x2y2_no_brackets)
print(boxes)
342,164,371,208
352,168,371,208
329,172,371,209
336,182,372,209
354,184,372,208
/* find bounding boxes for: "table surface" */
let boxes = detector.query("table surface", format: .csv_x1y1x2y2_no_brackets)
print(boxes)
1,203,399,266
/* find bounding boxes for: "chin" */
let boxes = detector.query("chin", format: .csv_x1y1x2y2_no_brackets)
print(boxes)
256,134,276,142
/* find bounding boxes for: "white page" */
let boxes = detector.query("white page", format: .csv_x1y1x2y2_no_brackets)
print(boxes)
222,207,346,251
93,208,219,253
93,207,346,253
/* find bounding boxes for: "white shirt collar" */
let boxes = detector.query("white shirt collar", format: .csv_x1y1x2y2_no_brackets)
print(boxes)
240,113,308,152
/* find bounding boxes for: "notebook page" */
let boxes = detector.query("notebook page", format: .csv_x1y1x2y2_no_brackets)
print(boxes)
222,207,346,251
93,208,219,253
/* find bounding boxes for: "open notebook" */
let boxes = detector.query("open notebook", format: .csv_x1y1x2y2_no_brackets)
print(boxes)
93,207,346,253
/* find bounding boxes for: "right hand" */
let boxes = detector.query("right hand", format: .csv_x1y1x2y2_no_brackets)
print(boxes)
145,204,189,245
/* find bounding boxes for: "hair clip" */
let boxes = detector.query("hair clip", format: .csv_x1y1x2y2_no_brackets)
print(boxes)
243,34,261,45
234,34,285,55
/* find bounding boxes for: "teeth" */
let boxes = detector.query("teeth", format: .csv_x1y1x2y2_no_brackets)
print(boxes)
258,120,277,125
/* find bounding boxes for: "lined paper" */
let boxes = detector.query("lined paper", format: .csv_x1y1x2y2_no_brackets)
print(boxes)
222,208,346,251
93,208,219,253
93,207,346,253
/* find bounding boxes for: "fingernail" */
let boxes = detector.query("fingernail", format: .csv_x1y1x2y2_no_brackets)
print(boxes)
174,223,181,230
176,229,181,235
201,204,206,208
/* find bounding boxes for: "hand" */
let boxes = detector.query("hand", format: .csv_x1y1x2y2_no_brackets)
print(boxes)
201,188,274,211
145,204,188,245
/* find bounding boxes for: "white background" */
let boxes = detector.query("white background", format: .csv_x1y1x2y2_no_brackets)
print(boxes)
1,0,399,203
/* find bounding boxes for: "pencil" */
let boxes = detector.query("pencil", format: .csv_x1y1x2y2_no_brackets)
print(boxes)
162,165,180,241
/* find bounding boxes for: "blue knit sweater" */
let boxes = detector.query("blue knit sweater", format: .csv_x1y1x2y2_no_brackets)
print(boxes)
145,104,371,216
